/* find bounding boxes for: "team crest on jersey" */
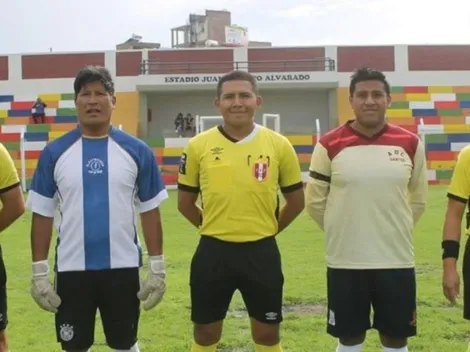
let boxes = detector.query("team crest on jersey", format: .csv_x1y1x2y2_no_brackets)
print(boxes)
253,161,268,181
86,158,104,175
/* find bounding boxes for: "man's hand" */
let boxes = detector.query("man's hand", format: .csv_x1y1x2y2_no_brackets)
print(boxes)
30,260,61,313
443,260,460,305
137,255,166,311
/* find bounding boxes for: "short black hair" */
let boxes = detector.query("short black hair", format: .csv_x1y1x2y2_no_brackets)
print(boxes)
217,70,258,97
73,65,115,97
349,67,390,96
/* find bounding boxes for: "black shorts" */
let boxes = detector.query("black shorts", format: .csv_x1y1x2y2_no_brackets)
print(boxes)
190,235,284,325
0,246,7,331
462,238,470,319
326,267,417,339
55,268,140,350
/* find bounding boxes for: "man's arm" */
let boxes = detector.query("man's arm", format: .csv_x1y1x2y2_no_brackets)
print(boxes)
277,138,305,233
408,138,428,224
0,143,25,232
304,141,331,230
442,146,470,265
26,147,58,261
137,147,169,256
177,143,202,228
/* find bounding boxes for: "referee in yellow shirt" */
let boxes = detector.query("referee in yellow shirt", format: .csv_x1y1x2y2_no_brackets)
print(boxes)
442,145,470,352
0,142,25,351
177,70,305,352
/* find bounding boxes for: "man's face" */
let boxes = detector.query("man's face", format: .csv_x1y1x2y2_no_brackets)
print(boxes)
349,80,391,128
75,81,116,128
215,80,262,127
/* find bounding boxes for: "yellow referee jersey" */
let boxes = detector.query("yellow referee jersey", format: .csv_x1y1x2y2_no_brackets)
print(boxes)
0,142,20,193
448,144,470,235
177,124,303,242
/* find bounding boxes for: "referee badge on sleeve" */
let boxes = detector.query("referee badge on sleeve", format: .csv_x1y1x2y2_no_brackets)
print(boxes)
179,153,187,175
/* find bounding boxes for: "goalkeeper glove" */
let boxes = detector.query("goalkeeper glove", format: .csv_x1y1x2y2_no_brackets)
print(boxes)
31,260,61,313
137,255,166,311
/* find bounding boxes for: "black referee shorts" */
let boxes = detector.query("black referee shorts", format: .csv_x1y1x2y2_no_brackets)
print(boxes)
0,245,7,332
462,237,470,320
190,235,284,325
55,268,140,350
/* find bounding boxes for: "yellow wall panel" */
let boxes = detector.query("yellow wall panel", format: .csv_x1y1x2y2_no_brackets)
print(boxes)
428,86,453,93
405,93,431,101
386,109,413,118
14,159,37,169
443,124,470,132
429,160,456,169
337,88,353,124
113,92,139,135
39,93,61,101
49,131,66,139
285,135,313,145
163,147,184,157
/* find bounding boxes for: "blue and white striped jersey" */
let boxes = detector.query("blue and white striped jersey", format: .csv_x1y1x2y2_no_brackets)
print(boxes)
26,127,168,272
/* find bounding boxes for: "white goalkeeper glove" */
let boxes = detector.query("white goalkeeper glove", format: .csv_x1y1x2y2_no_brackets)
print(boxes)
31,260,61,313
137,255,166,311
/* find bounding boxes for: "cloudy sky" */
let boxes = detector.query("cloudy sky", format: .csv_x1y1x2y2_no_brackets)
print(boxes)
1,0,468,54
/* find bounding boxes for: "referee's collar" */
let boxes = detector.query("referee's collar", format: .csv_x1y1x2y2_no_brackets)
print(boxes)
219,123,261,144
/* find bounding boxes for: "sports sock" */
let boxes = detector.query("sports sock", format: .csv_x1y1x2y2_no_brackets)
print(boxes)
336,342,363,352
382,347,408,352
190,342,218,352
254,343,283,351
115,342,140,352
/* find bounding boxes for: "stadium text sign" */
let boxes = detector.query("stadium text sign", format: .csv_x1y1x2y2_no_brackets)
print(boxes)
164,73,311,84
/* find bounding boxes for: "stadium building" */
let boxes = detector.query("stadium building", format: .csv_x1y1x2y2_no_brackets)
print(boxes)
0,44,469,189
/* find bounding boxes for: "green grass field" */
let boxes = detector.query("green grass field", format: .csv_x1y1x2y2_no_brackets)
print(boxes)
2,186,469,351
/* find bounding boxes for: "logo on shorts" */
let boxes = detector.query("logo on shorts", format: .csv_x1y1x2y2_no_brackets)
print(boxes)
59,323,74,342
265,312,278,321
328,309,336,326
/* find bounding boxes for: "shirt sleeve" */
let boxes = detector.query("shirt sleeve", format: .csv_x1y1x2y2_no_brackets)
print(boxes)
0,143,20,194
26,147,57,217
448,145,470,204
177,141,200,193
408,138,428,224
135,145,169,213
278,137,303,193
304,142,331,230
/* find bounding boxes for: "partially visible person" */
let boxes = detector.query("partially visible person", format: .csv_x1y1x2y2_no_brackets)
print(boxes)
32,98,47,124
178,70,305,352
305,67,428,352
0,142,26,351
184,113,195,136
175,112,184,137
441,144,470,352
27,65,168,352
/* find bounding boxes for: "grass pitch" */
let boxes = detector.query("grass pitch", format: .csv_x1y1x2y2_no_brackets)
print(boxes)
3,186,469,351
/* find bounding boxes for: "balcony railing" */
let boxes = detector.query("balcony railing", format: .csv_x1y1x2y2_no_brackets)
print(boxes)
140,58,336,75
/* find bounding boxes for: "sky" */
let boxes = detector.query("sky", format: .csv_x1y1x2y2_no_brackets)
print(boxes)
1,0,469,54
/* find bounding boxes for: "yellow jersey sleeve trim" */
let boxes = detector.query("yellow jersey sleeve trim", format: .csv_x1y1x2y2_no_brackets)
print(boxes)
448,145,470,202
0,143,20,193
177,140,200,190
278,137,302,190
